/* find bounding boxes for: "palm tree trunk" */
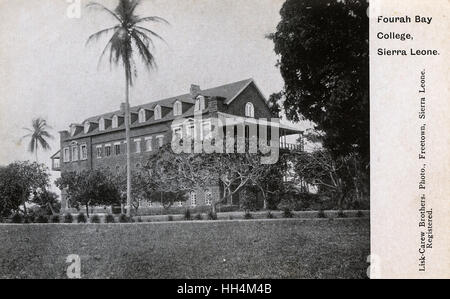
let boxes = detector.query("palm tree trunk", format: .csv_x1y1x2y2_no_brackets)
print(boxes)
125,74,132,217
35,143,38,163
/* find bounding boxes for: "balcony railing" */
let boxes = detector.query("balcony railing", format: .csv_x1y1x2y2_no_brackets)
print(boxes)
280,143,303,151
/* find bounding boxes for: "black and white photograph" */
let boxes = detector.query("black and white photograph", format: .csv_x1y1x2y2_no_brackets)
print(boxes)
0,0,375,282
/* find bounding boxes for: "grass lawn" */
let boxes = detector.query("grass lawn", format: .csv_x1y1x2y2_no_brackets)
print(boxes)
0,218,369,279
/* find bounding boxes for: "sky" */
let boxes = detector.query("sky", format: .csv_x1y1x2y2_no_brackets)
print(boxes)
0,0,306,189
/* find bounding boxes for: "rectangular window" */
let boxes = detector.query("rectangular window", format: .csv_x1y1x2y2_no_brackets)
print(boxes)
145,137,152,152
63,147,70,162
157,135,164,148
173,127,182,140
105,144,111,157
187,124,195,138
96,146,102,158
202,122,211,139
190,192,197,207
135,139,141,153
71,146,79,161
205,191,212,206
114,143,121,155
80,144,88,160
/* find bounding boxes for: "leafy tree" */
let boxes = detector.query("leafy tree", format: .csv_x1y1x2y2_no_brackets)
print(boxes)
141,144,213,209
55,169,120,217
112,167,160,213
247,151,295,210
22,118,53,162
292,150,368,210
143,143,276,213
31,190,60,216
268,0,369,161
0,161,50,216
87,0,168,217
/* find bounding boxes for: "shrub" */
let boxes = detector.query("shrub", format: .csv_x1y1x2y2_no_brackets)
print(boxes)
228,215,233,220
119,214,129,223
105,214,115,223
337,210,347,218
51,215,60,223
194,213,202,220
278,192,323,211
137,217,143,223
317,209,326,218
282,208,293,218
244,211,253,220
77,213,87,223
24,214,35,223
266,211,274,219
207,211,217,220
90,214,101,223
64,213,74,223
356,210,364,218
35,215,48,223
184,209,192,221
239,189,258,212
11,213,23,223
167,215,174,221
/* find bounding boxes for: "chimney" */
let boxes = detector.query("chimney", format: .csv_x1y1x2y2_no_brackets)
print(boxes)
190,84,201,97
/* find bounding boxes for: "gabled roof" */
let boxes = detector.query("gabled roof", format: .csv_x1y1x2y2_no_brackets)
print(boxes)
84,78,254,123
50,150,60,159
62,78,264,140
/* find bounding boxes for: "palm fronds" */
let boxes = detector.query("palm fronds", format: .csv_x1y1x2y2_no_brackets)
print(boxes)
22,118,53,158
87,0,168,86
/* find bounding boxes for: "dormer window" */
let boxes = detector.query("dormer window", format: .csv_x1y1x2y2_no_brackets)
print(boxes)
154,105,162,120
173,101,182,116
194,96,205,112
84,122,90,134
112,115,118,128
70,124,77,136
99,118,105,131
245,102,255,118
70,126,75,136
138,109,146,123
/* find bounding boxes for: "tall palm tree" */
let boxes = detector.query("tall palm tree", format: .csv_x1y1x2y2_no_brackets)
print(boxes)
22,118,53,162
87,0,168,217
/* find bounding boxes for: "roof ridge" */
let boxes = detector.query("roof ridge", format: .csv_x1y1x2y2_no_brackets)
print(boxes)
83,78,254,123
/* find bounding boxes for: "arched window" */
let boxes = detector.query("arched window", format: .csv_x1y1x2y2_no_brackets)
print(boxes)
194,96,205,112
112,115,119,128
245,102,254,117
138,109,146,123
154,105,162,120
99,118,105,131
173,100,182,116
84,122,90,134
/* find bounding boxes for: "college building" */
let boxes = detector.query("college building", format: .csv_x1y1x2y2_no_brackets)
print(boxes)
51,78,303,213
